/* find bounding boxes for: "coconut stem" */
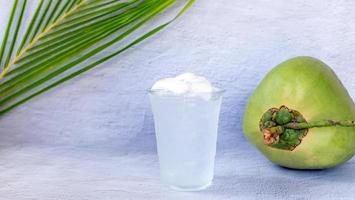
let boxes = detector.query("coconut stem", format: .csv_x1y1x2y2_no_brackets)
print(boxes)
268,120,355,134
260,106,355,150
283,120,355,129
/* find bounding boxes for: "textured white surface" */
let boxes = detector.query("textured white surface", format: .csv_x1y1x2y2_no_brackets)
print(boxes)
0,0,355,199
0,144,354,200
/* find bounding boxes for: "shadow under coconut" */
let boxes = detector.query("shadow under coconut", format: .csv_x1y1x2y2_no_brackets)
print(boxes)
275,161,355,183
205,159,355,198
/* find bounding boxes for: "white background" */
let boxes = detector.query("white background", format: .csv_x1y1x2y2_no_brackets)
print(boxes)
0,0,354,199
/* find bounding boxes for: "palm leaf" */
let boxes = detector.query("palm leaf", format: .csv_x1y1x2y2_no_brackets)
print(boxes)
0,0,195,115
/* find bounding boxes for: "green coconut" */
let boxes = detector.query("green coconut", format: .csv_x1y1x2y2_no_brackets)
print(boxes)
243,56,355,169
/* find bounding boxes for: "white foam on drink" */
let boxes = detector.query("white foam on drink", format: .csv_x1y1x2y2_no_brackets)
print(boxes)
151,73,217,100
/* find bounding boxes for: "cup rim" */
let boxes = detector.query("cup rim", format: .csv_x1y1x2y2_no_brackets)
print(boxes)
147,88,225,97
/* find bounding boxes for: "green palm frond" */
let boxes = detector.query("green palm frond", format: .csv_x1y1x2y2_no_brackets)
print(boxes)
0,0,194,115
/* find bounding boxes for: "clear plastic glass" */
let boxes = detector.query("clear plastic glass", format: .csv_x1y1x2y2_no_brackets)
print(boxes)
149,89,224,191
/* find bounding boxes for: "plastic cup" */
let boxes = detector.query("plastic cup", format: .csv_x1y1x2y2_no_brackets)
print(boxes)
149,89,223,191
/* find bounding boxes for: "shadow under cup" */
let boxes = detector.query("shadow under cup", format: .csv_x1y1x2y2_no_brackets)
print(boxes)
149,89,224,191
